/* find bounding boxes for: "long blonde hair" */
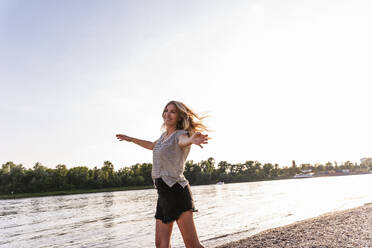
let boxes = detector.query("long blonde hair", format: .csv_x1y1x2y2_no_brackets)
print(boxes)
161,100,209,136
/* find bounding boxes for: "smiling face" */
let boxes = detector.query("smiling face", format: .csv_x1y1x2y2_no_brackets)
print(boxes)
162,103,180,128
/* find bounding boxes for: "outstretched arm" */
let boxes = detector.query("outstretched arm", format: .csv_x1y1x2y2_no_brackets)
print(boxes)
178,132,208,149
116,134,156,150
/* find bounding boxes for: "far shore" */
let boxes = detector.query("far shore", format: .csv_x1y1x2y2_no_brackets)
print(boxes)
1,172,370,200
0,185,153,200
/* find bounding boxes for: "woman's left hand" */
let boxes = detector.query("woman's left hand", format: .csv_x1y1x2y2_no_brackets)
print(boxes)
190,132,208,148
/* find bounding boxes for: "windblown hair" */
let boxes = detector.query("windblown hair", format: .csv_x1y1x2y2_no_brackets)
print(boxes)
161,100,209,136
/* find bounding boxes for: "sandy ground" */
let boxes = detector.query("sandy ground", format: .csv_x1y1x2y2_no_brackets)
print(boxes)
216,203,372,248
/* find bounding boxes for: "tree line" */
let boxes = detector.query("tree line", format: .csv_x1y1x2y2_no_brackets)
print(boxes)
0,158,371,194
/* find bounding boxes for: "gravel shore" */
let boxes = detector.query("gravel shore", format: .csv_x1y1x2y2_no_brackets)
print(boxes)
217,203,372,248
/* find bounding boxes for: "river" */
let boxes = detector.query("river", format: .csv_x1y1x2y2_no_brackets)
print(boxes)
1,174,371,247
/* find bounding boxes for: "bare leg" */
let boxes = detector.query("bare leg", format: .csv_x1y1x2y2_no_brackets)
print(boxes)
176,211,204,248
155,219,174,248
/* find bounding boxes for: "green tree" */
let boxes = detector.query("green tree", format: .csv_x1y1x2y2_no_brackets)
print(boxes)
53,164,68,190
29,162,50,192
102,161,115,186
67,166,90,189
184,160,202,185
262,163,274,179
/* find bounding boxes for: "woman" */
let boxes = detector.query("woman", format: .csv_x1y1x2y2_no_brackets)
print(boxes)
116,100,208,248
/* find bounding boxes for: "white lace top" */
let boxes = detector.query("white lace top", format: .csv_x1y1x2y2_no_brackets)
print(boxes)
152,130,191,188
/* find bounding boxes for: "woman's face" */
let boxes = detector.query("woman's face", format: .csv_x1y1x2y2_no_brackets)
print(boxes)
163,103,180,127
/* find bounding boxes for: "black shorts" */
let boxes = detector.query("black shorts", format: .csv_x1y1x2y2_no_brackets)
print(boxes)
154,178,197,224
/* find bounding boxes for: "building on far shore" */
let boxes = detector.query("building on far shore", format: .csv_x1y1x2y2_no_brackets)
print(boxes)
360,157,372,167
294,169,314,178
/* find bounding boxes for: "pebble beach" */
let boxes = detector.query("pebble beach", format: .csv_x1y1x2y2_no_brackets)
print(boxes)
216,203,372,248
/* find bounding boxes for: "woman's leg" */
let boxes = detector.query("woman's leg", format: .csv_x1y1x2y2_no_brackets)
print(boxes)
176,211,204,248
155,219,174,248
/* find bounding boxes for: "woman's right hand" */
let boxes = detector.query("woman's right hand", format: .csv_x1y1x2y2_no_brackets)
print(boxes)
116,134,133,142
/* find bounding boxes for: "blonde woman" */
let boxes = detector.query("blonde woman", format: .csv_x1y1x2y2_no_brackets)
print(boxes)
116,100,208,248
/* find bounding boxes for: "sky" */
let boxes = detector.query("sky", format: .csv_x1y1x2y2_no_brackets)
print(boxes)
1,0,372,170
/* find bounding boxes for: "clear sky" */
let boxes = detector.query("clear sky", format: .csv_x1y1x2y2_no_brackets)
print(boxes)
1,0,371,170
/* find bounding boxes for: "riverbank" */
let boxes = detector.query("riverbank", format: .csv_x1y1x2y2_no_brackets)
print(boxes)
217,203,372,248
0,185,153,200
1,172,370,200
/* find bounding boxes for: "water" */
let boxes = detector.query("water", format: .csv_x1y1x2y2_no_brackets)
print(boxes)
1,174,371,248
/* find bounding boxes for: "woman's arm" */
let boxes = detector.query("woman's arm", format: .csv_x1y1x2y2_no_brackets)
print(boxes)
178,132,208,149
116,134,157,150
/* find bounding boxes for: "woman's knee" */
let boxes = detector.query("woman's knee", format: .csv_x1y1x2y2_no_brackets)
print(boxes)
155,239,170,248
155,219,173,248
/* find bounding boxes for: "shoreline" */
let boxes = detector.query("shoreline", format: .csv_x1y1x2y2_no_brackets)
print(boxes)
216,203,372,248
1,172,370,200
0,185,153,200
